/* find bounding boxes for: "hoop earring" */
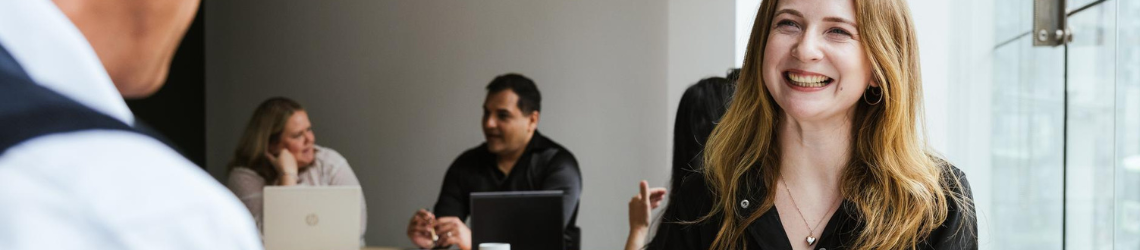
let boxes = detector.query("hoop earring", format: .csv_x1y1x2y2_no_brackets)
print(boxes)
864,86,883,105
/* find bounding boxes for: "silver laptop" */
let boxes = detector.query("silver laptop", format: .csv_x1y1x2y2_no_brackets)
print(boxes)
263,186,362,250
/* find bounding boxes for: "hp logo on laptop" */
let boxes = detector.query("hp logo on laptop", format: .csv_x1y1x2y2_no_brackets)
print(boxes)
305,213,319,226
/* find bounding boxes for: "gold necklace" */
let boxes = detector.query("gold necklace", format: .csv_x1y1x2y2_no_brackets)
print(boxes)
779,176,841,246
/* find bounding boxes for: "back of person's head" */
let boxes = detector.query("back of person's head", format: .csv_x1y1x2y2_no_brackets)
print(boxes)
228,97,304,182
53,0,201,98
486,73,541,114
671,75,736,192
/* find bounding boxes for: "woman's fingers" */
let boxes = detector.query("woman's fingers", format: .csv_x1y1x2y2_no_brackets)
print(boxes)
264,151,278,163
636,181,669,209
279,148,293,158
649,188,667,209
649,188,667,199
638,181,649,204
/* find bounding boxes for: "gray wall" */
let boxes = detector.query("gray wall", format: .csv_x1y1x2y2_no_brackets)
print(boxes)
206,0,731,248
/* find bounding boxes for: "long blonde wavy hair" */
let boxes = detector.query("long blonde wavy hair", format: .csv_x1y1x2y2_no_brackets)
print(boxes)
698,0,973,249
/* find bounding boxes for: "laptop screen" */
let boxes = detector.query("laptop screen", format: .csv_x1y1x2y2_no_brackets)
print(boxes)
470,190,564,250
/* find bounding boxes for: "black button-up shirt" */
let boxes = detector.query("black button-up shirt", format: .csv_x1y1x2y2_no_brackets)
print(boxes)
433,131,582,249
648,165,976,250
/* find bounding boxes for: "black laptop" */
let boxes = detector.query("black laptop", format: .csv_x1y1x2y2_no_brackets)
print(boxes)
470,190,564,250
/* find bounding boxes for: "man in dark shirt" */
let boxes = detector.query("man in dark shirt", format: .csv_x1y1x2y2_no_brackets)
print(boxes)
406,73,582,250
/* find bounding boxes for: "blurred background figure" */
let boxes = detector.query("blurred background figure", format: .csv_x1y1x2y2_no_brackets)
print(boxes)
671,71,738,193
626,71,737,250
0,0,260,249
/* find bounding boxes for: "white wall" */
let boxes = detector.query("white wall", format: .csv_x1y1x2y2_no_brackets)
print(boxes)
206,1,677,248
666,0,737,188
909,0,995,248
735,0,762,67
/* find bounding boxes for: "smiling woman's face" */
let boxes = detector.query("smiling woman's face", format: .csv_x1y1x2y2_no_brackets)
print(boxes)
762,0,874,122
273,110,316,167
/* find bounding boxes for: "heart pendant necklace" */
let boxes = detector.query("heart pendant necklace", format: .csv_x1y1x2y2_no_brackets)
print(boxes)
780,176,841,247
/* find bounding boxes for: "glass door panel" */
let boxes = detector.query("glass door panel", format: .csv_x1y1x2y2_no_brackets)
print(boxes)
990,2,1067,247
1064,2,1117,250
1114,0,1140,248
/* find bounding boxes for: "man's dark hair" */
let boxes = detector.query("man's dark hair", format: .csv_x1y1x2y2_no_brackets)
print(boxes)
486,73,542,114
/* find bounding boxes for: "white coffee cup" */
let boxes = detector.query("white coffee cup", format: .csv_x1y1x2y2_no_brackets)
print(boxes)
478,243,510,250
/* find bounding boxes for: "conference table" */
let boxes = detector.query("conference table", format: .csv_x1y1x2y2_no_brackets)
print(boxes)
362,247,455,250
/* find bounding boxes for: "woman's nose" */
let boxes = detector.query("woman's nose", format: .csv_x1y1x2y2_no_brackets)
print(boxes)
792,35,823,63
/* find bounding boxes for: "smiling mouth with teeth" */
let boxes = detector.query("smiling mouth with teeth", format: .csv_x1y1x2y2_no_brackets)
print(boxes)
784,71,834,88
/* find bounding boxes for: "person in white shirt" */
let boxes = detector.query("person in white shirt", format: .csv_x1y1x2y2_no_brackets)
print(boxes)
0,0,262,249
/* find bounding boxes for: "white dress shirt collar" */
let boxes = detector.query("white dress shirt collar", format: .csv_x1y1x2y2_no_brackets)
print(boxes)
0,0,135,126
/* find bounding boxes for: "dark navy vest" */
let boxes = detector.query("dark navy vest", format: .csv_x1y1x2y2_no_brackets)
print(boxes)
0,43,162,156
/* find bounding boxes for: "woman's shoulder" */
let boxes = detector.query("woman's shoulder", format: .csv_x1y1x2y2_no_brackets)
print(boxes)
935,162,974,216
313,145,351,167
662,172,718,222
228,166,261,178
314,144,344,160
310,145,363,184
226,166,267,190
926,162,978,249
938,163,972,198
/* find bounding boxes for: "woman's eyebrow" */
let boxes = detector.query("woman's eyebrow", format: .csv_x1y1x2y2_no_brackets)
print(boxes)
775,8,856,26
774,8,803,18
824,16,856,26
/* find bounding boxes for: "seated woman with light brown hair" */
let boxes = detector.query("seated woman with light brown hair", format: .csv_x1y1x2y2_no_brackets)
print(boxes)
225,97,367,242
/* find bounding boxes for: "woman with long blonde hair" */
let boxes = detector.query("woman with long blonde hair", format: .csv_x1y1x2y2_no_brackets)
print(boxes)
647,0,975,249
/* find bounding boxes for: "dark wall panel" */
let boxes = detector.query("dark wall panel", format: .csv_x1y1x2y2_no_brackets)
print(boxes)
126,3,205,167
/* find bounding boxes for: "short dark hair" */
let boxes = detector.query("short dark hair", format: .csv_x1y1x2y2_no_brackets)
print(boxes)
485,73,541,114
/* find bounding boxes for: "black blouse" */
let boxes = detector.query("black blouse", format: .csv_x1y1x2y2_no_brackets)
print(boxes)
647,165,976,250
